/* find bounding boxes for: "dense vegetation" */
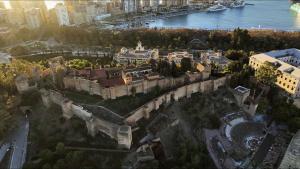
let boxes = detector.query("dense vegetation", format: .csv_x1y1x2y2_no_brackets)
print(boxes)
2,25,300,53
0,60,40,139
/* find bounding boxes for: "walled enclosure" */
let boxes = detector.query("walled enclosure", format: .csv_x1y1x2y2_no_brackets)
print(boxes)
41,90,132,149
63,72,214,100
124,76,229,125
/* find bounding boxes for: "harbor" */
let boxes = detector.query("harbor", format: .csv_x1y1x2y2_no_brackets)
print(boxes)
111,0,300,31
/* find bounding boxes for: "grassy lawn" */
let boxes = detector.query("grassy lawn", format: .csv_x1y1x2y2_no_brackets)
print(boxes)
99,93,156,117
62,90,103,104
170,86,240,129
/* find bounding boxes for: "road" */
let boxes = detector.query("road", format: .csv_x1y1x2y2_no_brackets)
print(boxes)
1,115,29,169
0,144,10,163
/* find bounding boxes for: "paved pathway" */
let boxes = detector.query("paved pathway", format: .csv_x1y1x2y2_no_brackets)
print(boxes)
0,52,11,63
204,129,223,169
66,147,133,153
6,115,29,169
78,103,124,119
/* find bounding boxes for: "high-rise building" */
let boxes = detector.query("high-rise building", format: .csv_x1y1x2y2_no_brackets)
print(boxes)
0,2,6,9
79,0,93,3
64,0,79,7
9,0,21,9
122,0,137,13
5,9,26,26
24,8,43,29
19,1,46,9
150,0,159,7
69,11,85,25
162,0,186,6
55,3,70,26
142,0,150,7
0,9,6,22
49,8,58,25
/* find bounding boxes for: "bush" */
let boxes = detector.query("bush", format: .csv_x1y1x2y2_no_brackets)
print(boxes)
9,46,31,56
59,117,66,125
22,161,37,169
288,117,300,133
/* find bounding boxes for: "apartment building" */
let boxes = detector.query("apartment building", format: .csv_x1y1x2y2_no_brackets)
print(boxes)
5,9,26,26
122,0,137,13
24,8,43,29
249,49,300,98
55,3,70,26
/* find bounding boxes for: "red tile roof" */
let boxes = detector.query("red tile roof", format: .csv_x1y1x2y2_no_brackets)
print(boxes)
101,78,125,88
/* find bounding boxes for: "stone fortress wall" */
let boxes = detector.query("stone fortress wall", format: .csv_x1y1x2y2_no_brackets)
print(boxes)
124,76,229,125
63,73,203,100
40,89,132,149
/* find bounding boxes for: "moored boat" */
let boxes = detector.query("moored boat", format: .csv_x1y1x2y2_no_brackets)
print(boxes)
207,3,227,12
230,0,245,8
291,3,300,13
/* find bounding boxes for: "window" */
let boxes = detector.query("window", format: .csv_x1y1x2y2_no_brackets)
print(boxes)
292,87,294,90
285,78,287,80
279,81,281,84
294,82,296,84
289,80,291,82
283,83,285,86
281,76,283,78
287,85,289,88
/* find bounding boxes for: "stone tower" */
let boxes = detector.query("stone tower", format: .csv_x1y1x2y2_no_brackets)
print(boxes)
117,125,132,149
48,56,66,78
136,41,144,51
30,66,43,82
15,74,30,94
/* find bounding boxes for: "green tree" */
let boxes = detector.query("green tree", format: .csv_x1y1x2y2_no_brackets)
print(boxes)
53,66,65,89
38,149,52,160
171,61,179,77
22,161,37,169
224,50,248,63
256,98,269,114
272,101,299,122
130,87,136,97
56,142,66,155
42,164,51,169
255,61,282,85
181,58,191,73
289,98,294,104
8,46,31,56
225,61,241,73
288,117,300,133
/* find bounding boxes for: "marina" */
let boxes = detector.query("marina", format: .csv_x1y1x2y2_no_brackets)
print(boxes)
147,0,300,31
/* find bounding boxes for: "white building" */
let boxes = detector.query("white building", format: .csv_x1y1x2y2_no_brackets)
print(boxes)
249,49,300,98
24,8,43,29
55,3,69,26
201,50,232,69
116,41,159,64
150,0,160,7
167,51,193,64
122,0,137,13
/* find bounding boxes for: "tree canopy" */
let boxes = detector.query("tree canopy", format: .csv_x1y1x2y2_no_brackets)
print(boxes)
181,57,191,73
255,61,282,85
68,59,91,70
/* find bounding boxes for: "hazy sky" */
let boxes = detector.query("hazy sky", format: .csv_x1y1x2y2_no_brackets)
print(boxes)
1,0,64,9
